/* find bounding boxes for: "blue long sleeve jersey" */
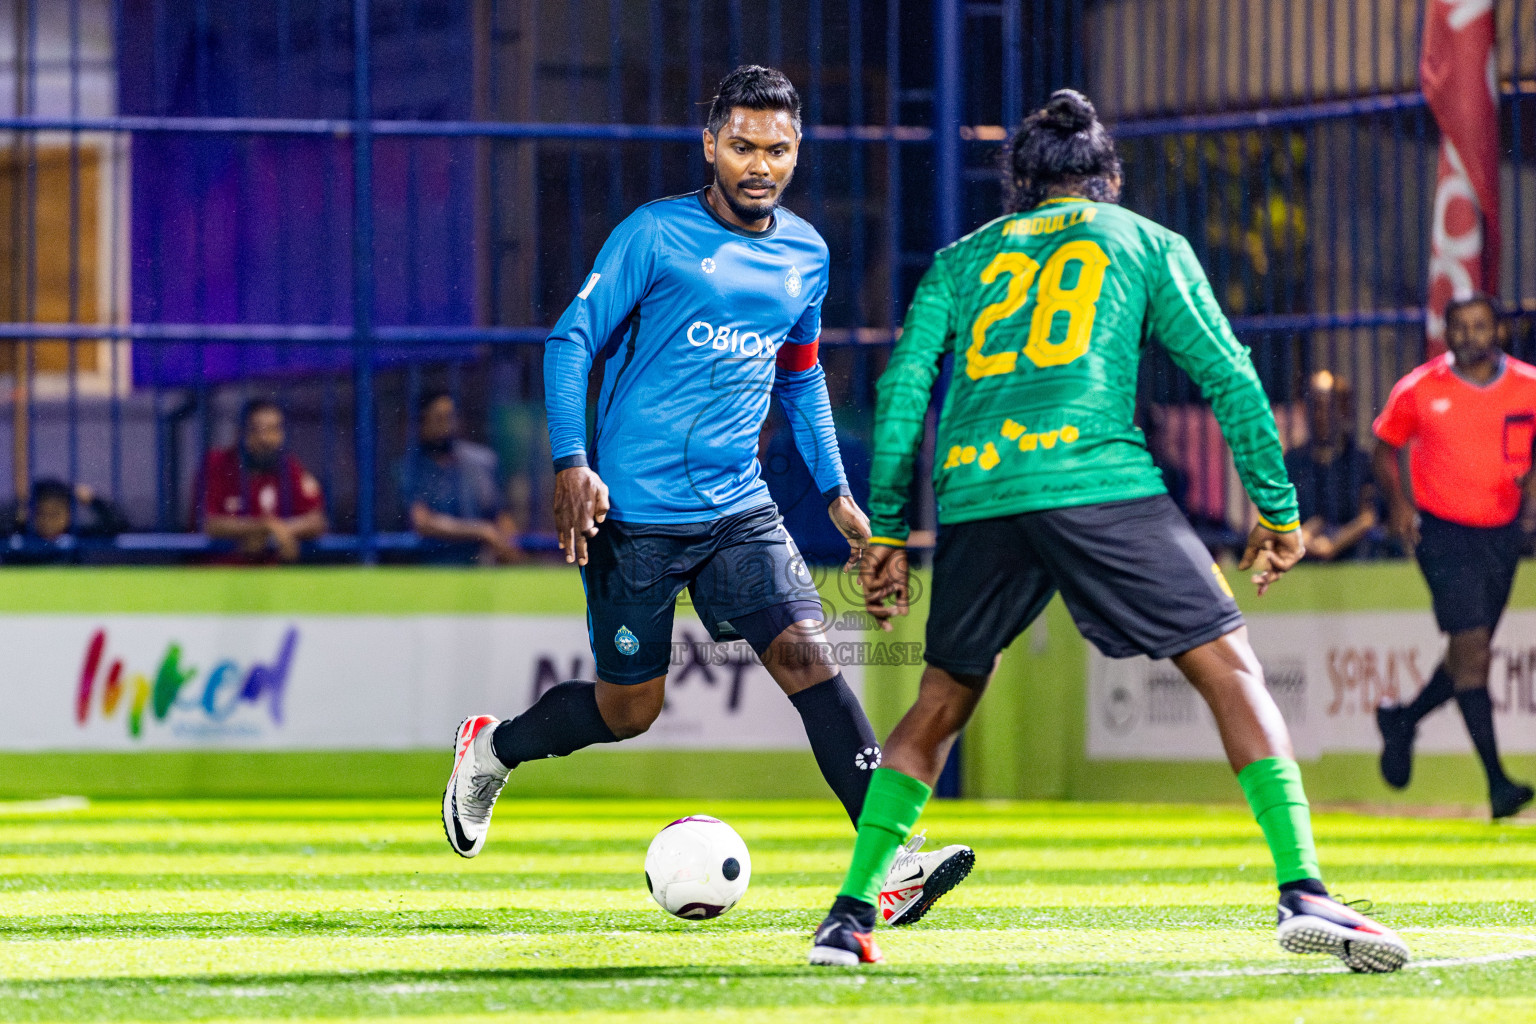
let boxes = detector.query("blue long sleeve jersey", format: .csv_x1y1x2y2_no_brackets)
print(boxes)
545,190,849,523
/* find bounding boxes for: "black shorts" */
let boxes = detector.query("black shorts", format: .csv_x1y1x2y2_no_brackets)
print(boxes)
1416,511,1522,634
925,494,1245,674
580,503,824,684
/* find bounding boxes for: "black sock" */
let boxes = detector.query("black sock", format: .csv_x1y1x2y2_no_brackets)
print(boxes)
1279,877,1329,897
1454,687,1511,789
831,893,878,930
1404,665,1455,727
490,680,619,769
787,672,881,827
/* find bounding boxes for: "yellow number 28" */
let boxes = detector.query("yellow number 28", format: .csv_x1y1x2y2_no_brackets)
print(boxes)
965,252,1038,379
965,240,1110,380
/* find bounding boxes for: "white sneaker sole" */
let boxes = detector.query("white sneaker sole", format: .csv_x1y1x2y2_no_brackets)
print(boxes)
1278,914,1409,973
807,945,861,967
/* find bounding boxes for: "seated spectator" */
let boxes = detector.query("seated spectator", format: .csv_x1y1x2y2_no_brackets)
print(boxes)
2,479,131,563
1284,370,1378,561
198,398,327,563
396,391,520,564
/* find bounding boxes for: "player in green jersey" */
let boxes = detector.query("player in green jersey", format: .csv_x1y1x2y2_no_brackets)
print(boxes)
808,90,1409,972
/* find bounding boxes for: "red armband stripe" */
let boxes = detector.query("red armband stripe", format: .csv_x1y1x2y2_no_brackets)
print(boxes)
775,337,819,373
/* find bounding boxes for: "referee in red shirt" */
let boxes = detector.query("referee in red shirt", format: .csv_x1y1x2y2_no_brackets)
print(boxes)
1373,294,1534,819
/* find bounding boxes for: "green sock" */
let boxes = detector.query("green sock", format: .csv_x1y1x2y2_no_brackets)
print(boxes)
837,767,933,905
1237,756,1322,886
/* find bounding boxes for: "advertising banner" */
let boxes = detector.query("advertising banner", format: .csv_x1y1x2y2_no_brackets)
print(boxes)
1420,0,1500,348
2,613,867,752
1088,611,1536,760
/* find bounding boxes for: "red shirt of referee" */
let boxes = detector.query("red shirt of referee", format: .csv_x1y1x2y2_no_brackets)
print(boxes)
1372,294,1534,820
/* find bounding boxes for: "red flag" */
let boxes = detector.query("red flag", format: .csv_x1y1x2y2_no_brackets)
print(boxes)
1421,0,1500,350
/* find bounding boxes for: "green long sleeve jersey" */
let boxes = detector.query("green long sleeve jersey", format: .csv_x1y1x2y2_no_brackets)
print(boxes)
869,197,1300,544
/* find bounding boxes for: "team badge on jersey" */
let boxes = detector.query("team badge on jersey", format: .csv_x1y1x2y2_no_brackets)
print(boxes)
614,625,640,656
785,265,802,297
701,257,716,274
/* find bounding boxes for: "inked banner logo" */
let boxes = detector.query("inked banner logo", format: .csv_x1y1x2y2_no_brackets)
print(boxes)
75,627,298,739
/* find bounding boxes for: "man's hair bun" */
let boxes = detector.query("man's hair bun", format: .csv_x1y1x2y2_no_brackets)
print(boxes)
1003,89,1120,212
1042,89,1096,133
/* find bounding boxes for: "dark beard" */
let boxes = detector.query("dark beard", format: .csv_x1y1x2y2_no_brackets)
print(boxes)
241,447,283,473
713,167,793,226
421,438,453,457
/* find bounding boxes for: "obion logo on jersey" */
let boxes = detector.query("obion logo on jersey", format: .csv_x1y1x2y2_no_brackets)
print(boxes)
685,321,776,358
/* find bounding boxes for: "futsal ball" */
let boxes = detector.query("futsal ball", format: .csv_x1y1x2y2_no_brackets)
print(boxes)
644,815,751,920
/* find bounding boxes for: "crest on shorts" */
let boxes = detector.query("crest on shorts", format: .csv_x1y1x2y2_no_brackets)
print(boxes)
785,265,802,297
701,257,716,274
614,625,640,656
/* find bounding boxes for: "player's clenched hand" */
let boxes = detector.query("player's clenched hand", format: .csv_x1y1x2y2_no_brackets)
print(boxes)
553,466,609,566
860,544,909,632
827,495,871,573
1238,524,1304,597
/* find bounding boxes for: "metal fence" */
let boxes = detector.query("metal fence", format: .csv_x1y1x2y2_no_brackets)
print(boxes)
0,0,1533,561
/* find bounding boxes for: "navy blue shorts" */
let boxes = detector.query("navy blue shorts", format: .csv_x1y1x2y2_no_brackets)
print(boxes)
580,504,824,684
1416,511,1522,634
925,494,1245,675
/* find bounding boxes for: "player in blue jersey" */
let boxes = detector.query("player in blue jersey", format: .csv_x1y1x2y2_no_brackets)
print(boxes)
443,66,972,927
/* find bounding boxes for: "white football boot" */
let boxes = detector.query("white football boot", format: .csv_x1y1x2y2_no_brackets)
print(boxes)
442,715,511,858
1276,890,1409,973
878,830,975,926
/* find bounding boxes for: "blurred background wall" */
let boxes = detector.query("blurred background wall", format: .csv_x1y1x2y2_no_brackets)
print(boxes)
0,0,1530,553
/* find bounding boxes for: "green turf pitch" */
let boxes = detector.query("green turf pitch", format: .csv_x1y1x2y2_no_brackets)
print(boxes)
1,798,1533,1023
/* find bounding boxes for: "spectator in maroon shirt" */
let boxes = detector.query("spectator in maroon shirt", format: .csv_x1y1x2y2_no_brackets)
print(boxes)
197,399,327,563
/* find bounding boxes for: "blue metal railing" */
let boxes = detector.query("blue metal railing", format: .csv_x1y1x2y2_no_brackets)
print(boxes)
349,0,377,561
2,0,1534,562
0,114,937,142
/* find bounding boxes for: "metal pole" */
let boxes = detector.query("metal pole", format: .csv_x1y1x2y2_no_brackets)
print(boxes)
22,0,38,498
111,0,123,510
352,0,377,563
933,0,961,247
1001,0,1021,130
809,0,824,222
9,0,28,502
931,0,962,798
67,0,82,489
885,0,900,330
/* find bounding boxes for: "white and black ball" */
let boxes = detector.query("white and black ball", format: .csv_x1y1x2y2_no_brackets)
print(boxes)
643,815,752,920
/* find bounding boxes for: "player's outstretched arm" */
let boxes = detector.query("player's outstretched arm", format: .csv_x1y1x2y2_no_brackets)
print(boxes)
553,466,609,565
1148,233,1301,554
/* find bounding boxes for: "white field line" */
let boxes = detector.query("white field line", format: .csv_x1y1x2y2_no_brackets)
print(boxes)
8,926,1529,998
51,945,1535,999
1409,949,1536,969
1156,949,1536,979
0,796,89,815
